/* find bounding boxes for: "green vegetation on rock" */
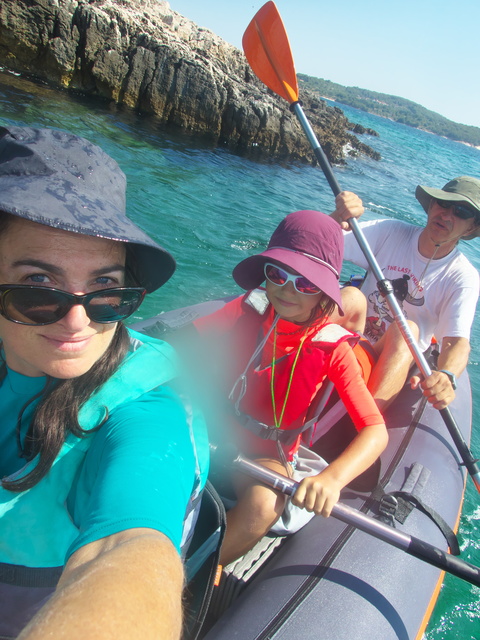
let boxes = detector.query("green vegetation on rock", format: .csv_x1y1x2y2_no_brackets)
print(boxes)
298,74,480,148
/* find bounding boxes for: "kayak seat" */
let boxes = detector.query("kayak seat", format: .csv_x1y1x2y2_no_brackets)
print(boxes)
183,480,226,640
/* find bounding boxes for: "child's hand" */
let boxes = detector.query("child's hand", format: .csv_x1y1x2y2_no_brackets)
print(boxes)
291,472,342,517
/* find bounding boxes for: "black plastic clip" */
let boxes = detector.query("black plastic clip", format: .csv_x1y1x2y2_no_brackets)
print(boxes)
376,278,394,298
289,100,302,113
378,494,398,526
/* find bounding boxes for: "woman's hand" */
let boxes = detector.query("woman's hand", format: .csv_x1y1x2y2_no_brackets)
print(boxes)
291,471,342,517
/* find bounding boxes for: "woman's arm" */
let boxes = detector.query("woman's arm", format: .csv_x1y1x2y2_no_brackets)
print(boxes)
18,528,184,640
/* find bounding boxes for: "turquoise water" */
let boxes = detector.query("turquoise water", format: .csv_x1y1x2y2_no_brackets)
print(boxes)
1,70,479,637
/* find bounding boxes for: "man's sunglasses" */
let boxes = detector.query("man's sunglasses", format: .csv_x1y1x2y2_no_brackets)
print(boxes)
264,263,321,295
0,285,146,326
436,199,478,221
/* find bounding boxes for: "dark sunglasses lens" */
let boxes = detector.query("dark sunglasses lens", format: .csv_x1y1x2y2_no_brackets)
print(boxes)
2,288,144,325
436,199,451,209
437,200,475,220
86,290,143,322
4,288,66,324
265,265,288,285
453,205,475,220
295,277,321,294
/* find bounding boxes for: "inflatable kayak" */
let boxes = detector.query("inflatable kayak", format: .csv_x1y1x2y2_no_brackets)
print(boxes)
133,297,472,640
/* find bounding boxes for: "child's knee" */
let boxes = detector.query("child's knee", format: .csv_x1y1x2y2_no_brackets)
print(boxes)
239,488,285,534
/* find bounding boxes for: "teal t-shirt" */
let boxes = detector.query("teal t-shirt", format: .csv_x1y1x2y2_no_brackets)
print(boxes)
0,367,198,558
0,368,46,477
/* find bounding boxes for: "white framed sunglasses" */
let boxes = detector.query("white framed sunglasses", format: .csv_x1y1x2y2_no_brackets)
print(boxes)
263,263,321,295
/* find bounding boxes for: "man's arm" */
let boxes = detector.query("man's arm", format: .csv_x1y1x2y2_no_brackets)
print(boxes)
438,336,471,378
410,336,471,410
330,191,364,229
18,528,184,640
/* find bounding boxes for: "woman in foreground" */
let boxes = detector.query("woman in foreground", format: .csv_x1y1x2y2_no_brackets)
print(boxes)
0,126,208,640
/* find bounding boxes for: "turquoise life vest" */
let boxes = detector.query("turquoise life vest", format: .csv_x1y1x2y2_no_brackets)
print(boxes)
0,328,209,638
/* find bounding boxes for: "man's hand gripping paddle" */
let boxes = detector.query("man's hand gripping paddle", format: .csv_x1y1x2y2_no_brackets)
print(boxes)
242,1,480,493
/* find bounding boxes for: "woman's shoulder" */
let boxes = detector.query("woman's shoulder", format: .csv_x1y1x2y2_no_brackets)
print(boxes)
90,385,193,453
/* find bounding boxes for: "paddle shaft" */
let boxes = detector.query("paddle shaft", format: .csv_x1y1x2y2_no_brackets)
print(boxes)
293,99,480,491
242,2,480,492
233,453,480,587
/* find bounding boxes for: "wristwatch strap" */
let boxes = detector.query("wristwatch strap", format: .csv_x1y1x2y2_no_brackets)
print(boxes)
439,369,457,390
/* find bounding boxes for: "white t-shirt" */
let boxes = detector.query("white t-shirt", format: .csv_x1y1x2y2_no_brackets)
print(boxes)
343,219,480,351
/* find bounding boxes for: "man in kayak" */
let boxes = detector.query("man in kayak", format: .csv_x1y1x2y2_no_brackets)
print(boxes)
330,176,480,411
0,126,208,639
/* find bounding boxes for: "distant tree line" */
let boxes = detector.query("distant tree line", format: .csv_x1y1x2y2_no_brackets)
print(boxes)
298,74,480,148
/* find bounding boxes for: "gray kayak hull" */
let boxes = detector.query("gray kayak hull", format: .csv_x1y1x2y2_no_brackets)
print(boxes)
133,298,471,640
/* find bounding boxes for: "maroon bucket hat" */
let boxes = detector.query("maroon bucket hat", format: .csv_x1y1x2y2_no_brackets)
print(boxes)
233,210,344,312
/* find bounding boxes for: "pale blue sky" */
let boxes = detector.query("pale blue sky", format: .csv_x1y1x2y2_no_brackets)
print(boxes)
170,0,480,128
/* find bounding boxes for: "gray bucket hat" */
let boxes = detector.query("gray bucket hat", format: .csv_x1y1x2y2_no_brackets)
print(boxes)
0,125,175,291
415,176,480,240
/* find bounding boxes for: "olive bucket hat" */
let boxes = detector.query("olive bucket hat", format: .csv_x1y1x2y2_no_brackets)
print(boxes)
0,125,175,291
415,176,480,240
233,210,344,312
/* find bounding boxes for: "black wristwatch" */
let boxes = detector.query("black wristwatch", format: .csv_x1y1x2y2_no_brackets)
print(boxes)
439,369,457,390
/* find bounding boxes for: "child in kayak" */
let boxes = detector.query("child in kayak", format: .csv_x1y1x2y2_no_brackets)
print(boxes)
194,209,388,566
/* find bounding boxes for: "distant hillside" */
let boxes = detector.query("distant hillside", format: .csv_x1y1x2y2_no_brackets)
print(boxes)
298,74,480,148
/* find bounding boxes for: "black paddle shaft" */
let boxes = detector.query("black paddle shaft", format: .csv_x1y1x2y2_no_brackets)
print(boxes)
291,100,480,492
232,452,480,587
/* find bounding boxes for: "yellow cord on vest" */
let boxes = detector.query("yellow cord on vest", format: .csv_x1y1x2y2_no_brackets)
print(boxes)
270,325,310,429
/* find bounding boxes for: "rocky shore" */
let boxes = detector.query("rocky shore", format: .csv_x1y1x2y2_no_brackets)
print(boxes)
0,0,380,164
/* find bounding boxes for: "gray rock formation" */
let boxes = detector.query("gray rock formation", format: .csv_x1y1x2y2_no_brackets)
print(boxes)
0,0,380,164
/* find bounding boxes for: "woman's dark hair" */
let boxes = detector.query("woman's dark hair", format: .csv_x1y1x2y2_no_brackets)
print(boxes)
2,324,130,492
0,210,131,492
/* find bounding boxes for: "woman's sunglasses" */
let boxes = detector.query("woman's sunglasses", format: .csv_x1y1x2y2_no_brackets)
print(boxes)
264,263,321,295
0,285,147,326
436,199,478,221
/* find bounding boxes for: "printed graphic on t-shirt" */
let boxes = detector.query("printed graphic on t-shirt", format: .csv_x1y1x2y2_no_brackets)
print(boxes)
365,272,424,343
343,219,477,352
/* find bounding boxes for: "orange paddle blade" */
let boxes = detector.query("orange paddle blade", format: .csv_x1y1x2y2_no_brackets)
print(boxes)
242,1,299,104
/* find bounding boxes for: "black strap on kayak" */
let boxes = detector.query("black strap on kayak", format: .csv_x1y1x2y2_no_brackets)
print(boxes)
388,491,460,555
0,562,63,588
372,463,460,555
